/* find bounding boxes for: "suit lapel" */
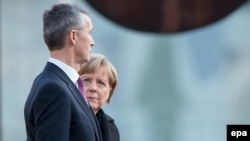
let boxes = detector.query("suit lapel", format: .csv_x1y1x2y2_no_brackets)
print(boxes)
67,79,102,141
44,62,102,141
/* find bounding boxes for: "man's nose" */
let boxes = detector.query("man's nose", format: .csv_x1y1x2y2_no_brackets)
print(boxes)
90,37,95,47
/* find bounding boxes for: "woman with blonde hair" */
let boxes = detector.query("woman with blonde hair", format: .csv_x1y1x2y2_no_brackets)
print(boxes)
78,53,120,141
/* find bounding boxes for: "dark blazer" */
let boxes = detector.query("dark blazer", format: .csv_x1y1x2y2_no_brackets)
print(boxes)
24,62,102,141
96,109,120,141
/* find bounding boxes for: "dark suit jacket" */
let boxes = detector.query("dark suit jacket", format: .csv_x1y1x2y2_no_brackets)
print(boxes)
96,109,120,141
24,62,102,141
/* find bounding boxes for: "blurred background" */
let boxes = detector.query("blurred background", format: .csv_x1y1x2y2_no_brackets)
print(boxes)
1,0,250,141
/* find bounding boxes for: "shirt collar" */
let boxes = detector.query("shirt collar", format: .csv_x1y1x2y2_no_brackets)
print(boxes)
48,57,79,84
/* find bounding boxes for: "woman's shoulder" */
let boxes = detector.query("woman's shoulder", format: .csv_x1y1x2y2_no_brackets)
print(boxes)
99,109,115,122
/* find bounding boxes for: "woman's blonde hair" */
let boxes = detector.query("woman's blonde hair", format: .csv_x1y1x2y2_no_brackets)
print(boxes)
78,53,118,103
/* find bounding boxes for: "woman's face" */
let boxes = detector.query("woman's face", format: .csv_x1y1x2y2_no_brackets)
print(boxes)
80,67,111,113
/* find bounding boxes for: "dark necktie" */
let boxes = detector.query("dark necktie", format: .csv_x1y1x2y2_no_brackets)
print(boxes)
77,77,87,103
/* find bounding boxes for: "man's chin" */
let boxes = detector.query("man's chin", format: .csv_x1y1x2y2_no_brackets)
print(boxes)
81,58,89,63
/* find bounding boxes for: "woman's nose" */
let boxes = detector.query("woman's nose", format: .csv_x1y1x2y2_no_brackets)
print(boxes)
89,82,97,92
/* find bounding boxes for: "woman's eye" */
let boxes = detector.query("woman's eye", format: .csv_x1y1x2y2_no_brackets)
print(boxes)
99,81,105,86
83,79,91,84
97,81,106,88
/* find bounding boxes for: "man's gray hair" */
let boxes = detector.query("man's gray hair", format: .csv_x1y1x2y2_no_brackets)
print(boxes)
43,3,88,51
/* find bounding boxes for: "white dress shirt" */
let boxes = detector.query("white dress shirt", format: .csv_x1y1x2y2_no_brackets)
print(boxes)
48,57,79,87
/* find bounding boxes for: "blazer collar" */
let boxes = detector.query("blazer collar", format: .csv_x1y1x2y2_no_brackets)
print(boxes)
44,62,102,141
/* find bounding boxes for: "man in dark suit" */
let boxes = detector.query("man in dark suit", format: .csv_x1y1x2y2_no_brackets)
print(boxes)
24,3,102,141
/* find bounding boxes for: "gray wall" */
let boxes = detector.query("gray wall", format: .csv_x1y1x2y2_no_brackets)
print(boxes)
2,0,250,141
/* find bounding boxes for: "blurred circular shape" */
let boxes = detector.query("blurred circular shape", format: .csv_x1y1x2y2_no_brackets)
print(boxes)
86,0,247,33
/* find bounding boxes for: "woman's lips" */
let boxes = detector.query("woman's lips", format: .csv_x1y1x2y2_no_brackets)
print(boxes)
87,97,97,100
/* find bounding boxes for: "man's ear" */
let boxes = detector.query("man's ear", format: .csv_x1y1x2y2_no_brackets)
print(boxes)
69,30,78,45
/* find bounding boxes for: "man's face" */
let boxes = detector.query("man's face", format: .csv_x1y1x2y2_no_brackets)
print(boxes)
74,14,95,64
